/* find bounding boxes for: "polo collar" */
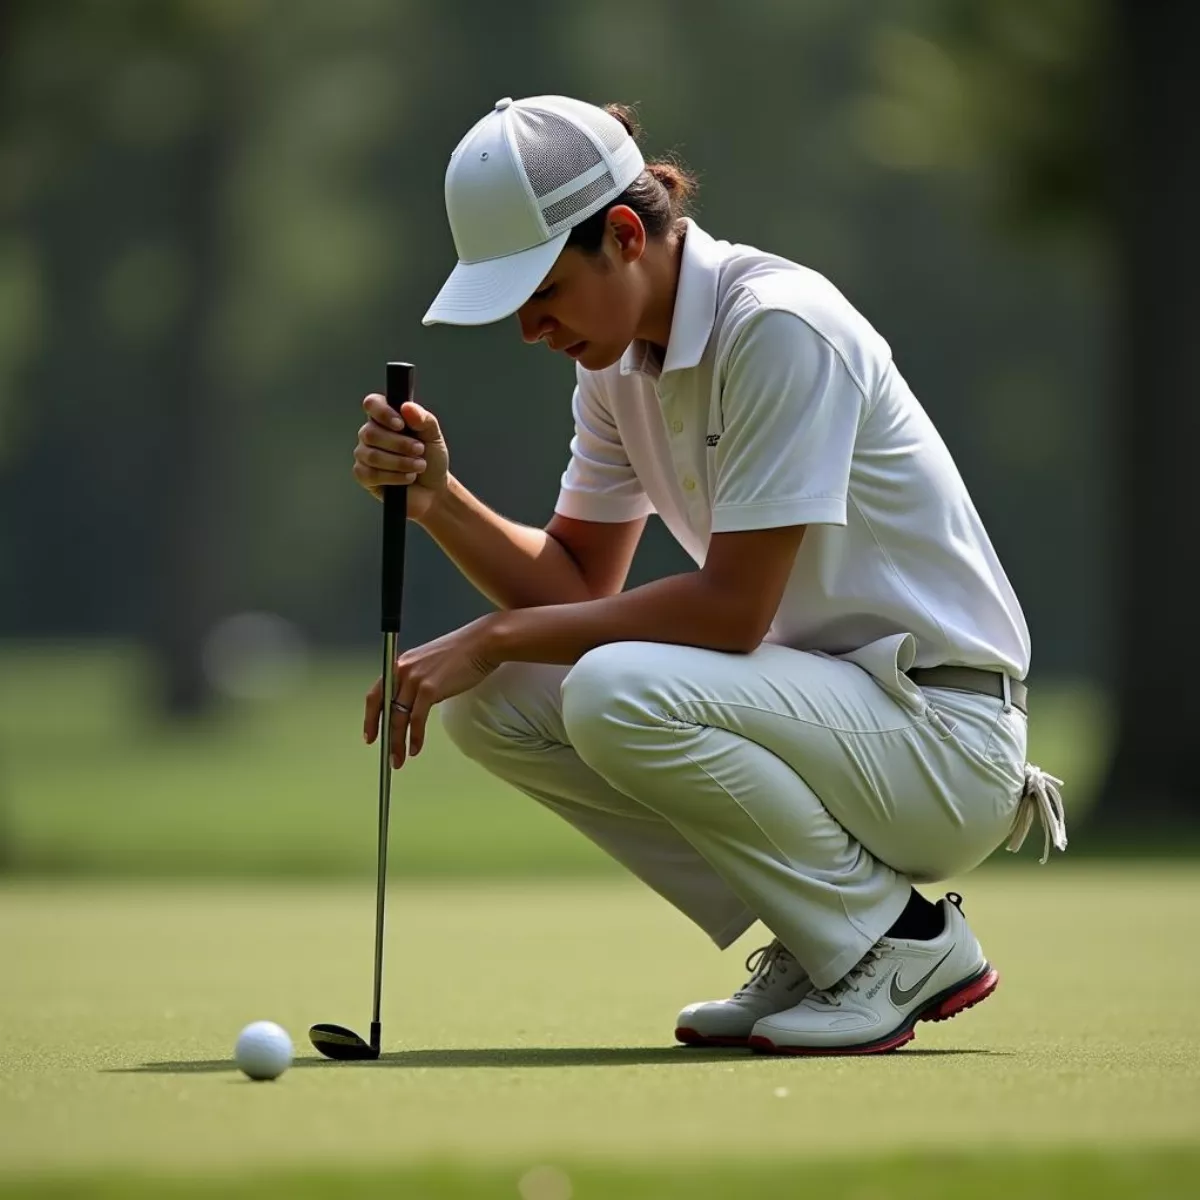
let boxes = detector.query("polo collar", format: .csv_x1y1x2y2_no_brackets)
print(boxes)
619,219,722,379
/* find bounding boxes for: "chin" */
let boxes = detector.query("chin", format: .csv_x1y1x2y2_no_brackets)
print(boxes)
576,341,626,372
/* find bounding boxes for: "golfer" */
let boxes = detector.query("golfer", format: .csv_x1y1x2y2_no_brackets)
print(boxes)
354,95,1066,1055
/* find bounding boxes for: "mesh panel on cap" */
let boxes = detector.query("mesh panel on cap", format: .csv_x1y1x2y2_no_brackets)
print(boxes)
544,96,629,154
543,173,615,228
514,110,603,199
579,107,628,154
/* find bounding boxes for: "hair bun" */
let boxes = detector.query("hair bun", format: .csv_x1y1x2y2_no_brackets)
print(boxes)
603,102,642,142
647,161,697,211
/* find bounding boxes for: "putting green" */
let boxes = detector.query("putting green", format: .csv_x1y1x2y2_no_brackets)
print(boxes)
1,866,1197,1194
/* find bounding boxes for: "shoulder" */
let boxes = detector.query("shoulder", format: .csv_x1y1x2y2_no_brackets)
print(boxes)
712,243,892,398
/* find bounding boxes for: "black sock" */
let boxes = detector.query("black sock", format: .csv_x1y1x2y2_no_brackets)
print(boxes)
885,889,944,941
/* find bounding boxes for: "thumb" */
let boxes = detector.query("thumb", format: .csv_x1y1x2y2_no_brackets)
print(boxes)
400,401,442,441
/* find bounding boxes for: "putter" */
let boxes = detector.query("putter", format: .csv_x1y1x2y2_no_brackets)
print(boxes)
310,360,414,1062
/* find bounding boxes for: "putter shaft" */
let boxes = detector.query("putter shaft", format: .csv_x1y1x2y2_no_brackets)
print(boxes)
371,630,398,1048
309,364,411,1063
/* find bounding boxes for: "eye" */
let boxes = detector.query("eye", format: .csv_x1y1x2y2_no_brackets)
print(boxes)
530,284,556,301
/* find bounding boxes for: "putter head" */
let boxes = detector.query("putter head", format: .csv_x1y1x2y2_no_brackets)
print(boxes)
309,1023,380,1061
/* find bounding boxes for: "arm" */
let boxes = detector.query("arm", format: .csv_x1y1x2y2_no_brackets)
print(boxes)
419,475,645,609
484,524,806,662
420,373,652,610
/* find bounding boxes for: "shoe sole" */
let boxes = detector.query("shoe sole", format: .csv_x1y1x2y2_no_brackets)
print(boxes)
674,1027,751,1049
747,963,999,1057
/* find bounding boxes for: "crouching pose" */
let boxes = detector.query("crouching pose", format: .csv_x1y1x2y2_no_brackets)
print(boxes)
355,95,1066,1055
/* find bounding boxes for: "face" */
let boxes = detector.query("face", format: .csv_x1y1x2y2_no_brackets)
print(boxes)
515,208,647,372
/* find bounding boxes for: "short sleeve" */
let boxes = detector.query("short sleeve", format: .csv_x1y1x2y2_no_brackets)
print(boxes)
711,309,865,533
554,375,655,522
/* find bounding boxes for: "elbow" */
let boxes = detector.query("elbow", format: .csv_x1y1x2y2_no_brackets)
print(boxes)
730,624,769,655
696,578,774,654
716,605,773,655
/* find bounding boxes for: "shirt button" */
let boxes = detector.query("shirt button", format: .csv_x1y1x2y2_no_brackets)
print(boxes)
672,419,683,433
683,477,696,491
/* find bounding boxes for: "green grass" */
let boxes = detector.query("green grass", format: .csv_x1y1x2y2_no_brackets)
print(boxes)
5,1151,1200,1199
0,643,614,878
0,642,1109,878
2,644,1190,1195
1,867,1198,1195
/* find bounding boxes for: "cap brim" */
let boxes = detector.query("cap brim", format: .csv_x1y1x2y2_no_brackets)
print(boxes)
422,232,570,327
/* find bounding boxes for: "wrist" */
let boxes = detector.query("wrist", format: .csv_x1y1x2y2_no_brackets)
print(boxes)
415,474,460,532
477,608,521,664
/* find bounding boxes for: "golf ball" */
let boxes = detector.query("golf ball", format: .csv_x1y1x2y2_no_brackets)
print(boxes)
234,1020,293,1080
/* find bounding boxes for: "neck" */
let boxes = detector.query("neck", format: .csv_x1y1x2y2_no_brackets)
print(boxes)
634,225,686,353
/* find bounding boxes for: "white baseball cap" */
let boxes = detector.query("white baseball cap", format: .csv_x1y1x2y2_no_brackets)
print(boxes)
422,95,646,327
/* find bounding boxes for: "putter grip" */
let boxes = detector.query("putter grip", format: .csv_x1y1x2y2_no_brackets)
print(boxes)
381,361,414,633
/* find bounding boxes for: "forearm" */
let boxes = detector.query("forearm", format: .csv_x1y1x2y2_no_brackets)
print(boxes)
484,570,760,664
419,475,593,610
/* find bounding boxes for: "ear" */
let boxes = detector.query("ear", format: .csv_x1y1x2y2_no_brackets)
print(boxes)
606,205,646,263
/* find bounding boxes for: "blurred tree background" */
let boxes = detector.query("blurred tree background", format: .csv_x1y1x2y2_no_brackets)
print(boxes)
1,0,1189,861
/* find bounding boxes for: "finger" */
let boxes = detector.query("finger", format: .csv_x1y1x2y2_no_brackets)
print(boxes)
360,423,426,458
399,400,441,441
363,393,396,425
355,446,427,475
353,462,420,489
353,464,416,492
363,677,383,744
362,393,393,430
352,442,426,486
389,694,414,770
407,683,435,759
362,393,414,439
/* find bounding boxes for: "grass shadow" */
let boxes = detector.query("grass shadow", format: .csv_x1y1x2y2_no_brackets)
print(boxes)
107,1044,1003,1074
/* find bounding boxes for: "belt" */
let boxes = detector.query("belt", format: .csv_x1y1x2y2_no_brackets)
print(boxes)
908,666,1027,715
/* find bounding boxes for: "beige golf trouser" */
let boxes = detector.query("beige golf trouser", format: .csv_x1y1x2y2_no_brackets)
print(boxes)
439,632,1030,989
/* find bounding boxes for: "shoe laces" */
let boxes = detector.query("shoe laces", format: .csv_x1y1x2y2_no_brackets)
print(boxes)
734,940,795,998
806,944,888,1009
1006,763,1068,864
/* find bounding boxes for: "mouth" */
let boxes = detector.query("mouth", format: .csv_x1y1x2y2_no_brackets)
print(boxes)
564,341,587,359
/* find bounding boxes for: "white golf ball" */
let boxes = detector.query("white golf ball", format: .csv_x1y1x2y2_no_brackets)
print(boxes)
234,1020,293,1081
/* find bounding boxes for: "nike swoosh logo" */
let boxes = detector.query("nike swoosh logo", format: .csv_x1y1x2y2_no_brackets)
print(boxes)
889,948,954,1007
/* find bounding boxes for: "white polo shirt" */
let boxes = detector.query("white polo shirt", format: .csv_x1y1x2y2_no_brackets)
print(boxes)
554,219,1031,677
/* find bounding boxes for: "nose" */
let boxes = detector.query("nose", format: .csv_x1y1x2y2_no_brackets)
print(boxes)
517,304,554,345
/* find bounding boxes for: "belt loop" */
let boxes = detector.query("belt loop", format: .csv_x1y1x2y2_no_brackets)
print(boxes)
1001,673,1012,713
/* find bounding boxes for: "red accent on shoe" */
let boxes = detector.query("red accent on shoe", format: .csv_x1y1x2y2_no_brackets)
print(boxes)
748,1030,915,1056
922,966,999,1023
675,1027,750,1048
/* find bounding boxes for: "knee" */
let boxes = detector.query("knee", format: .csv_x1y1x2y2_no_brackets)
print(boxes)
561,642,664,764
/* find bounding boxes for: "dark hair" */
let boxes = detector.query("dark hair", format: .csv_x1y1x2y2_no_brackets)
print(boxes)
564,103,698,255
